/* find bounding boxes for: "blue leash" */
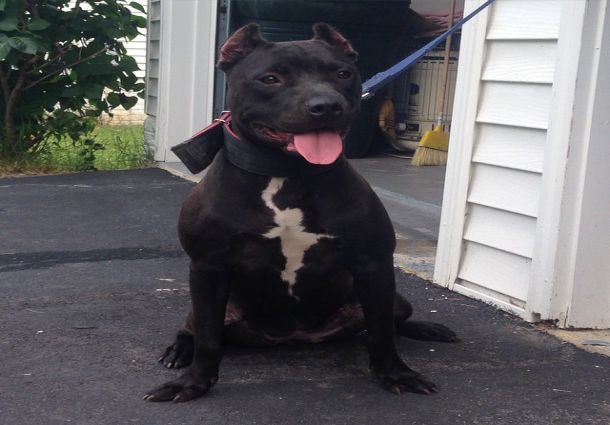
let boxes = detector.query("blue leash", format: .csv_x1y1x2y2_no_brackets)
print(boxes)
361,0,496,100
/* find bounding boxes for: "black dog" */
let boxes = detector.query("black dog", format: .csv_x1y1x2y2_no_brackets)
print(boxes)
144,23,457,403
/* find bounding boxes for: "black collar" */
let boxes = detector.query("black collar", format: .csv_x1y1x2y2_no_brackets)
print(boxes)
171,112,343,177
222,124,343,178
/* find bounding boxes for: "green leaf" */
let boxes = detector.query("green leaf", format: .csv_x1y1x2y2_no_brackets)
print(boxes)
120,95,138,110
107,92,121,107
7,37,40,55
119,72,137,89
84,84,104,100
77,62,116,77
0,17,18,31
61,85,82,97
0,35,10,61
0,0,6,12
119,55,139,72
28,18,51,31
129,1,146,13
130,15,147,28
107,28,124,39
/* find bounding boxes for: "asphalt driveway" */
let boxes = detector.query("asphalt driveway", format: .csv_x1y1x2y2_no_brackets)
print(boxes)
1,168,608,425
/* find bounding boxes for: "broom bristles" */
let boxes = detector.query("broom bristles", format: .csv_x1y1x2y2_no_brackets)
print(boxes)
411,146,448,166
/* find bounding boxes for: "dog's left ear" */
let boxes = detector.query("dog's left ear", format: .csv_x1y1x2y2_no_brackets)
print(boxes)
217,23,268,70
312,23,358,61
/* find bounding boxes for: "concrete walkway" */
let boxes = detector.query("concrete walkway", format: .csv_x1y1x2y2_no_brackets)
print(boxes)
1,168,609,425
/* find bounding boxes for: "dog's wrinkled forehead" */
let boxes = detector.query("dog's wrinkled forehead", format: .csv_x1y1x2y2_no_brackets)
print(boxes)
242,41,354,76
217,22,358,72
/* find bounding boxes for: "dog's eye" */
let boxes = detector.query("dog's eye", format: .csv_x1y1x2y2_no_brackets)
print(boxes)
259,75,280,84
337,70,352,79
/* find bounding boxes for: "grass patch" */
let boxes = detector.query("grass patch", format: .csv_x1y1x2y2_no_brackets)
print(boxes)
0,157,65,177
0,125,153,177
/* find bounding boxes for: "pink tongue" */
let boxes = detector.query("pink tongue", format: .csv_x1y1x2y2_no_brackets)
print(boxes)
293,130,343,164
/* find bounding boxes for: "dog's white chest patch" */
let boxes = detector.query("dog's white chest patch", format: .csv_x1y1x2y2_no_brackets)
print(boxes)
261,178,331,295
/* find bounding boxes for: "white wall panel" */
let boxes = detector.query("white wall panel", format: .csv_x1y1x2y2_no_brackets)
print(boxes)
468,164,541,218
463,204,537,258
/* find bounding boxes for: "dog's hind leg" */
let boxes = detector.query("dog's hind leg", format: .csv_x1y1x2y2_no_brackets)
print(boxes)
394,293,459,342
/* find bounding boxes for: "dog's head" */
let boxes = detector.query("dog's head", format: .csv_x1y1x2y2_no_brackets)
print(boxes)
218,23,361,165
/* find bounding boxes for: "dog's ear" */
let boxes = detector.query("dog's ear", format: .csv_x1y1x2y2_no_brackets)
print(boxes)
217,24,267,70
312,23,358,61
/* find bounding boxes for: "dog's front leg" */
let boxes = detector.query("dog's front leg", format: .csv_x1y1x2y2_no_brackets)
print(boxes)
145,261,230,403
352,258,437,395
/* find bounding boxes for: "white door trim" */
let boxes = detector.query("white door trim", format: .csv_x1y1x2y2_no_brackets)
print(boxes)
433,0,491,288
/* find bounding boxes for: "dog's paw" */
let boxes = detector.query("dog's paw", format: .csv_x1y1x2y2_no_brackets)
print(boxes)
371,352,436,394
159,333,194,369
371,357,437,395
395,320,459,343
143,369,217,403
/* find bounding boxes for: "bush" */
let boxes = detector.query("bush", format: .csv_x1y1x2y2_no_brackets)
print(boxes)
0,0,146,160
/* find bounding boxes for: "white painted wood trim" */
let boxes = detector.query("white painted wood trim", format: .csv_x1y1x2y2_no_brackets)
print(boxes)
567,0,610,327
187,0,217,141
153,0,217,162
542,0,610,328
433,0,491,288
153,0,173,161
206,1,218,124
527,0,588,321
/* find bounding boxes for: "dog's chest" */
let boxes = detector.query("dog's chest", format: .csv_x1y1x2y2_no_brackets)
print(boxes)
258,177,334,296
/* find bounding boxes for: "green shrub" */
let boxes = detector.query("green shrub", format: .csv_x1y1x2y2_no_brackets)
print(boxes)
0,0,146,160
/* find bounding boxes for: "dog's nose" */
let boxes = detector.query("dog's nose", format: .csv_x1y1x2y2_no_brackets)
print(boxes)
307,98,343,118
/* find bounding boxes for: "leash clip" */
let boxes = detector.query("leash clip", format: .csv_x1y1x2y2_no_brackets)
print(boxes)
214,110,231,123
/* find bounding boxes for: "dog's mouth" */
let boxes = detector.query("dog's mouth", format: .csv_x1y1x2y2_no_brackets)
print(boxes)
253,124,348,165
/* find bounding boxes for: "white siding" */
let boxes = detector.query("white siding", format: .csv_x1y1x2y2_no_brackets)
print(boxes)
468,164,541,218
435,0,561,318
482,40,556,84
463,204,536,258
476,82,552,130
472,124,545,173
437,0,610,327
486,0,561,40
458,241,531,305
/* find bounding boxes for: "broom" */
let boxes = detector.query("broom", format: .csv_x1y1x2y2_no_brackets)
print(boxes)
412,0,456,166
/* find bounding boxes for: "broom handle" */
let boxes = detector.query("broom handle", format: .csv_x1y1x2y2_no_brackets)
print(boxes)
436,0,456,125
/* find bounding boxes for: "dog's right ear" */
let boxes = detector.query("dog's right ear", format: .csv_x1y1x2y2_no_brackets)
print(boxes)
217,24,267,71
312,23,358,61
